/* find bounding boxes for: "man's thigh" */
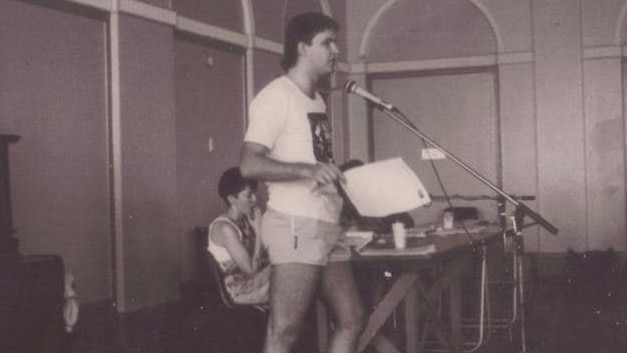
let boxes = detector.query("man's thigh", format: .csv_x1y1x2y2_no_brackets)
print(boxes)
269,263,321,326
319,261,363,323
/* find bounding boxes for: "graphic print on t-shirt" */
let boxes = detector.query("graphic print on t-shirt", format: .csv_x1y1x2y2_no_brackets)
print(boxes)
307,113,333,163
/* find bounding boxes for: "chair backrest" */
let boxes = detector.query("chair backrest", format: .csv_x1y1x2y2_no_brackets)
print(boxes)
194,226,236,307
206,246,239,309
194,226,267,312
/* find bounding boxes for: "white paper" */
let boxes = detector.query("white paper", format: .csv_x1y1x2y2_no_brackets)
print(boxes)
345,231,374,252
342,157,431,217
358,243,436,257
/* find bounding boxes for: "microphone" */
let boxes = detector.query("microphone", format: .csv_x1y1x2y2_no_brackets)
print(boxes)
344,80,396,111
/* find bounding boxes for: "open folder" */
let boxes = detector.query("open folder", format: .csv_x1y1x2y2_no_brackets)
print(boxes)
341,157,431,217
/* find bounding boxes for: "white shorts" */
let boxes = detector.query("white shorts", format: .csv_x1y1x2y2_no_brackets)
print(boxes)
261,209,350,266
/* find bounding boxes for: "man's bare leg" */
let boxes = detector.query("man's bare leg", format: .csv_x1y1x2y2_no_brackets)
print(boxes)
320,261,365,353
263,263,321,353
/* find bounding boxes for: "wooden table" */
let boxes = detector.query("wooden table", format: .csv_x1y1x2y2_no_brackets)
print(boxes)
317,226,501,353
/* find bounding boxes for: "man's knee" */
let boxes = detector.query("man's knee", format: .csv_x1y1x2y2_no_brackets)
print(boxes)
338,306,366,335
267,318,302,348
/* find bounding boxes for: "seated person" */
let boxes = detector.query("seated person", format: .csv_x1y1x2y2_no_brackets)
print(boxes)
208,167,270,305
339,159,414,234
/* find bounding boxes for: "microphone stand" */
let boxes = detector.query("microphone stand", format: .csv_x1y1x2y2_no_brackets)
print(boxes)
374,104,558,235
370,103,558,353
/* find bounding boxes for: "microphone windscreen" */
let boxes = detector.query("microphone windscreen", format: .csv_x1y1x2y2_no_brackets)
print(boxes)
344,80,357,93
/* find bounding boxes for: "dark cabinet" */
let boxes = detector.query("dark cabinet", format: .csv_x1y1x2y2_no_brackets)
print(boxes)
0,134,67,352
0,134,20,257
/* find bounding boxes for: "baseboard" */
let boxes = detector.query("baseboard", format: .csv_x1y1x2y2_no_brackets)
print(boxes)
74,298,182,352
527,250,627,277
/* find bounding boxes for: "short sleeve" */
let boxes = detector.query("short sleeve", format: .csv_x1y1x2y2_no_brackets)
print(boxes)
244,86,288,149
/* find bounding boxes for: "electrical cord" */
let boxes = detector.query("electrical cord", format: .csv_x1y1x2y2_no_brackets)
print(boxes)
394,109,478,251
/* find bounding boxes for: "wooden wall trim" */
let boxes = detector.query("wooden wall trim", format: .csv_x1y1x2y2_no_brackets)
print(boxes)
175,16,248,47
351,55,498,74
108,11,125,312
66,0,112,11
119,0,176,25
349,52,533,74
583,46,622,59
498,52,534,65
253,37,283,54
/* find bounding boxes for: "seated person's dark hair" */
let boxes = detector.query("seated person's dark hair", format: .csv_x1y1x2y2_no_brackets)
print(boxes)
218,167,258,206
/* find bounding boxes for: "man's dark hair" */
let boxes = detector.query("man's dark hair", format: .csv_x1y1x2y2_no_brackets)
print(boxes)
280,12,339,71
218,167,258,205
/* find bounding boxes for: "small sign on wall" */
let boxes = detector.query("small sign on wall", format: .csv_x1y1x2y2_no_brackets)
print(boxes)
421,148,446,160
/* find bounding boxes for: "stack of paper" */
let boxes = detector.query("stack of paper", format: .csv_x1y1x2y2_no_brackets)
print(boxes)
345,231,374,252
358,243,436,257
342,157,431,217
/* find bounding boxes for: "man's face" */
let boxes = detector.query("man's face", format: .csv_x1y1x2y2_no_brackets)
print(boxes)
303,29,339,75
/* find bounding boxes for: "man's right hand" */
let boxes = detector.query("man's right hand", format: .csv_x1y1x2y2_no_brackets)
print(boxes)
241,142,346,187
310,162,346,187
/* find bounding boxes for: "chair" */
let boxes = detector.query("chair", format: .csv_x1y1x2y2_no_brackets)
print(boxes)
194,225,267,311
193,226,267,353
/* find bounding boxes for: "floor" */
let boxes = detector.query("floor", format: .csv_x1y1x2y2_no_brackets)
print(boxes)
65,250,627,353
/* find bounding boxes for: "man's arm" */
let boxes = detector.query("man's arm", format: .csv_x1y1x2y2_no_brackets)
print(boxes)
239,141,345,186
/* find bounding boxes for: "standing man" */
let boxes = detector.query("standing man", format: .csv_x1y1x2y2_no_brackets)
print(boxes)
240,12,365,353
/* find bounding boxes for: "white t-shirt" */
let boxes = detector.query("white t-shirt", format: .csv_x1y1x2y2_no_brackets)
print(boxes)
244,76,342,223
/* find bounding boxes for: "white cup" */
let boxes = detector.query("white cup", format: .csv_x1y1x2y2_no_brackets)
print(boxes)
392,221,407,249
443,210,454,229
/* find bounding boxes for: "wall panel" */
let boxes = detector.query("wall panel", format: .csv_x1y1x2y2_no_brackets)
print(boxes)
254,0,324,42
532,0,586,251
366,0,497,61
583,58,625,251
0,0,110,302
499,63,541,250
174,34,246,279
118,14,179,310
252,49,282,94
173,0,243,33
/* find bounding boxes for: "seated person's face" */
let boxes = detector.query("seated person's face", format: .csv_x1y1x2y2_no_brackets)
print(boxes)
231,185,257,215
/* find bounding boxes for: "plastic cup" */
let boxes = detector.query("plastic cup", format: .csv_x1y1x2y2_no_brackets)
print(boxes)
443,210,454,229
392,222,407,249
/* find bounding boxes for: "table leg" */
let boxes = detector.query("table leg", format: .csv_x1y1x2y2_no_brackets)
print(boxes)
404,283,418,353
357,273,419,353
415,255,470,352
371,335,403,353
449,270,462,352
